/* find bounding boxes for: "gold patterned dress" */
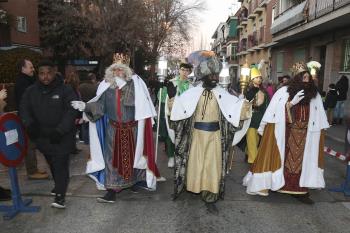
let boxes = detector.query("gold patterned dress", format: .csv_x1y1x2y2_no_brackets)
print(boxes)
280,104,310,194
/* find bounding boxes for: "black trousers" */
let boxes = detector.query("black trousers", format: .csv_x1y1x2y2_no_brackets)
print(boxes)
43,153,70,196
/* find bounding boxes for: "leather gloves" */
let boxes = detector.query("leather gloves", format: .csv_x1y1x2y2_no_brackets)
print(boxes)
290,90,305,106
71,101,86,112
49,129,62,144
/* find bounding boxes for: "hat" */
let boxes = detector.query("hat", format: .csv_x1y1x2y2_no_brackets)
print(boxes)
291,61,308,76
194,54,222,80
250,67,261,80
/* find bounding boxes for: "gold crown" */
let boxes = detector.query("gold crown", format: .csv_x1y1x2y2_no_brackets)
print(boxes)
113,53,130,65
291,61,308,76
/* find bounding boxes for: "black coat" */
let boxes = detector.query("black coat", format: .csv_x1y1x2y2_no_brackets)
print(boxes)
14,73,36,109
324,90,338,109
335,76,349,101
19,77,78,155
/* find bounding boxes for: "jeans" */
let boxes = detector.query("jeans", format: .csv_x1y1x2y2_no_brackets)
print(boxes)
43,153,70,196
334,101,345,119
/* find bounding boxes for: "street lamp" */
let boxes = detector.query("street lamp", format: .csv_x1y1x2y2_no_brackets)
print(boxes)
155,56,168,167
239,60,250,95
157,56,168,83
219,57,231,90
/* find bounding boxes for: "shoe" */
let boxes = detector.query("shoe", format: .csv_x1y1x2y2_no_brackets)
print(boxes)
28,172,49,180
50,188,56,196
292,194,314,205
135,182,156,191
205,202,219,215
51,194,66,209
167,157,175,168
156,176,167,182
38,170,48,175
130,185,140,194
97,190,116,203
0,187,11,201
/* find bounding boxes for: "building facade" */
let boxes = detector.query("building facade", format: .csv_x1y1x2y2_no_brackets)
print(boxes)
211,16,240,83
236,0,272,80
0,0,40,51
270,0,350,91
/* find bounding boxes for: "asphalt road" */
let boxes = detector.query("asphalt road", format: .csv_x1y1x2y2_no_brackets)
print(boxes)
0,135,349,233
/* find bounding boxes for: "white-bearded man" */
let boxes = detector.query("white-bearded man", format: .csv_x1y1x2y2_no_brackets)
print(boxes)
71,52,160,203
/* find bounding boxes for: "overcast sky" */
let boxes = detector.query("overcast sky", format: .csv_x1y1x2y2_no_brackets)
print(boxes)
184,0,241,54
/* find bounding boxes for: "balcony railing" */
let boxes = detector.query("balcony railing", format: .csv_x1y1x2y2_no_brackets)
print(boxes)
308,0,350,21
239,39,247,52
248,33,258,48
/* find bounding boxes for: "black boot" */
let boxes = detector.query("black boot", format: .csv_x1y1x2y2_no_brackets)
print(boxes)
51,194,66,209
205,202,219,215
97,189,116,203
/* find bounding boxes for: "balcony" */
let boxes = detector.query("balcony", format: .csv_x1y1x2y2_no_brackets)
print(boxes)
237,25,244,30
272,0,350,42
248,13,258,19
271,1,307,34
248,33,258,49
254,7,264,14
259,0,268,7
308,0,350,21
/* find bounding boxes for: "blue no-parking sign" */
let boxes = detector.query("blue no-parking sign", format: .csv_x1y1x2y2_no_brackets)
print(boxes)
0,113,28,167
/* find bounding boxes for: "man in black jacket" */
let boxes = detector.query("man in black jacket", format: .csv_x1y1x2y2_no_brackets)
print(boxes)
20,60,78,209
14,59,49,180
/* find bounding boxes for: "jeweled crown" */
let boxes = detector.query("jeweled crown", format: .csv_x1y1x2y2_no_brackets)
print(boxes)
113,53,130,65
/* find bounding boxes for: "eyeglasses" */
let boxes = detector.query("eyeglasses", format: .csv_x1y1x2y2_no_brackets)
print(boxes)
180,68,191,72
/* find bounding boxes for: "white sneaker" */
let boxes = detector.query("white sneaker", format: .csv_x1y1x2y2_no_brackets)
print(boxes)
167,157,175,168
156,176,166,182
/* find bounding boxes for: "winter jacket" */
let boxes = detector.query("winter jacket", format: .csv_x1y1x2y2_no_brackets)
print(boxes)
335,76,349,101
324,89,338,109
19,77,78,155
14,73,36,109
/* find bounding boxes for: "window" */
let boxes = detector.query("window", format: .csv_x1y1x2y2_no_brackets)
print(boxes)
272,6,276,24
293,48,305,63
342,39,350,72
232,45,238,61
17,16,27,32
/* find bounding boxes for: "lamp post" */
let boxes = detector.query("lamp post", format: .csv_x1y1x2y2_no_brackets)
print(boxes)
155,56,168,162
219,57,231,90
239,60,250,95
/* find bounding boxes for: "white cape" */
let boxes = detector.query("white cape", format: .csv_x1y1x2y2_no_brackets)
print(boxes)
170,85,251,145
84,75,158,190
243,86,330,194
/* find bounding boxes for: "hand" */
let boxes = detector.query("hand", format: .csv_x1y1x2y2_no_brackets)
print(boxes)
71,101,86,111
0,89,7,100
49,129,62,144
26,123,40,140
166,82,177,98
240,100,252,120
290,90,305,106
